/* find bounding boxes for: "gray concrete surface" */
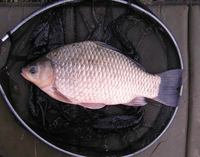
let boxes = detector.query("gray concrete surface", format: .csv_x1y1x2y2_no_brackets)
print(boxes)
0,6,39,38
0,3,197,157
187,5,200,157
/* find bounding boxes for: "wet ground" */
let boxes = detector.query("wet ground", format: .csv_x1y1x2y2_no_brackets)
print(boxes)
0,2,198,157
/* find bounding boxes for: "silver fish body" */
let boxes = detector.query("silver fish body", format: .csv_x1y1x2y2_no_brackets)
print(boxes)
22,41,182,109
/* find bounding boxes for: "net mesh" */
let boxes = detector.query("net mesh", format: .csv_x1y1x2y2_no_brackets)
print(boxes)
0,0,181,156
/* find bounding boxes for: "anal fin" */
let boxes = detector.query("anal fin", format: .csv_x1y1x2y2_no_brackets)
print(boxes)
79,103,106,109
125,97,147,106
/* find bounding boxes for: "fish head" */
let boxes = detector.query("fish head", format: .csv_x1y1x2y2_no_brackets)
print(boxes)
21,57,54,88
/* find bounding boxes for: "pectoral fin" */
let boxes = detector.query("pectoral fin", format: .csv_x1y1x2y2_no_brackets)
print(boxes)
42,86,72,104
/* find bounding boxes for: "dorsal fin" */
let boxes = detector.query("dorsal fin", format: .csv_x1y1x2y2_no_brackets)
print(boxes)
94,41,120,52
94,41,146,71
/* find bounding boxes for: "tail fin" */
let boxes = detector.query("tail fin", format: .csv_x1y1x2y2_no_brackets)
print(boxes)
153,69,182,107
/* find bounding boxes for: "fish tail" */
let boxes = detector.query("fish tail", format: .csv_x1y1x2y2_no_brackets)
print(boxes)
153,69,182,107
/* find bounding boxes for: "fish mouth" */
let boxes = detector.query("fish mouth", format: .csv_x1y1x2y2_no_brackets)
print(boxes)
21,69,29,80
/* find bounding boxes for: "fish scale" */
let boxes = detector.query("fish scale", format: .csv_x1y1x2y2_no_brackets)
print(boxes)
46,41,160,105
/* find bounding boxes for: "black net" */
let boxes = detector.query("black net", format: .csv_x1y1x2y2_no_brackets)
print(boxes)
0,0,181,156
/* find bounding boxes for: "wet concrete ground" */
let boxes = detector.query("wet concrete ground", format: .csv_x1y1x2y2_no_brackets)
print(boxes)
0,3,198,157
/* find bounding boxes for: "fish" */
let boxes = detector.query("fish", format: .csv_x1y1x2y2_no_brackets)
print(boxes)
21,41,182,109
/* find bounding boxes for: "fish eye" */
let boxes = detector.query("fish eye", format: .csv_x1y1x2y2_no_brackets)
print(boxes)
29,65,38,74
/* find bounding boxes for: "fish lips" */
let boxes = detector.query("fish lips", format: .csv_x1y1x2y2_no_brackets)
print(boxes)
21,69,29,80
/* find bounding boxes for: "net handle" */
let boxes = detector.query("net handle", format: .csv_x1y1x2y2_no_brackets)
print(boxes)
0,39,2,56
0,31,13,71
